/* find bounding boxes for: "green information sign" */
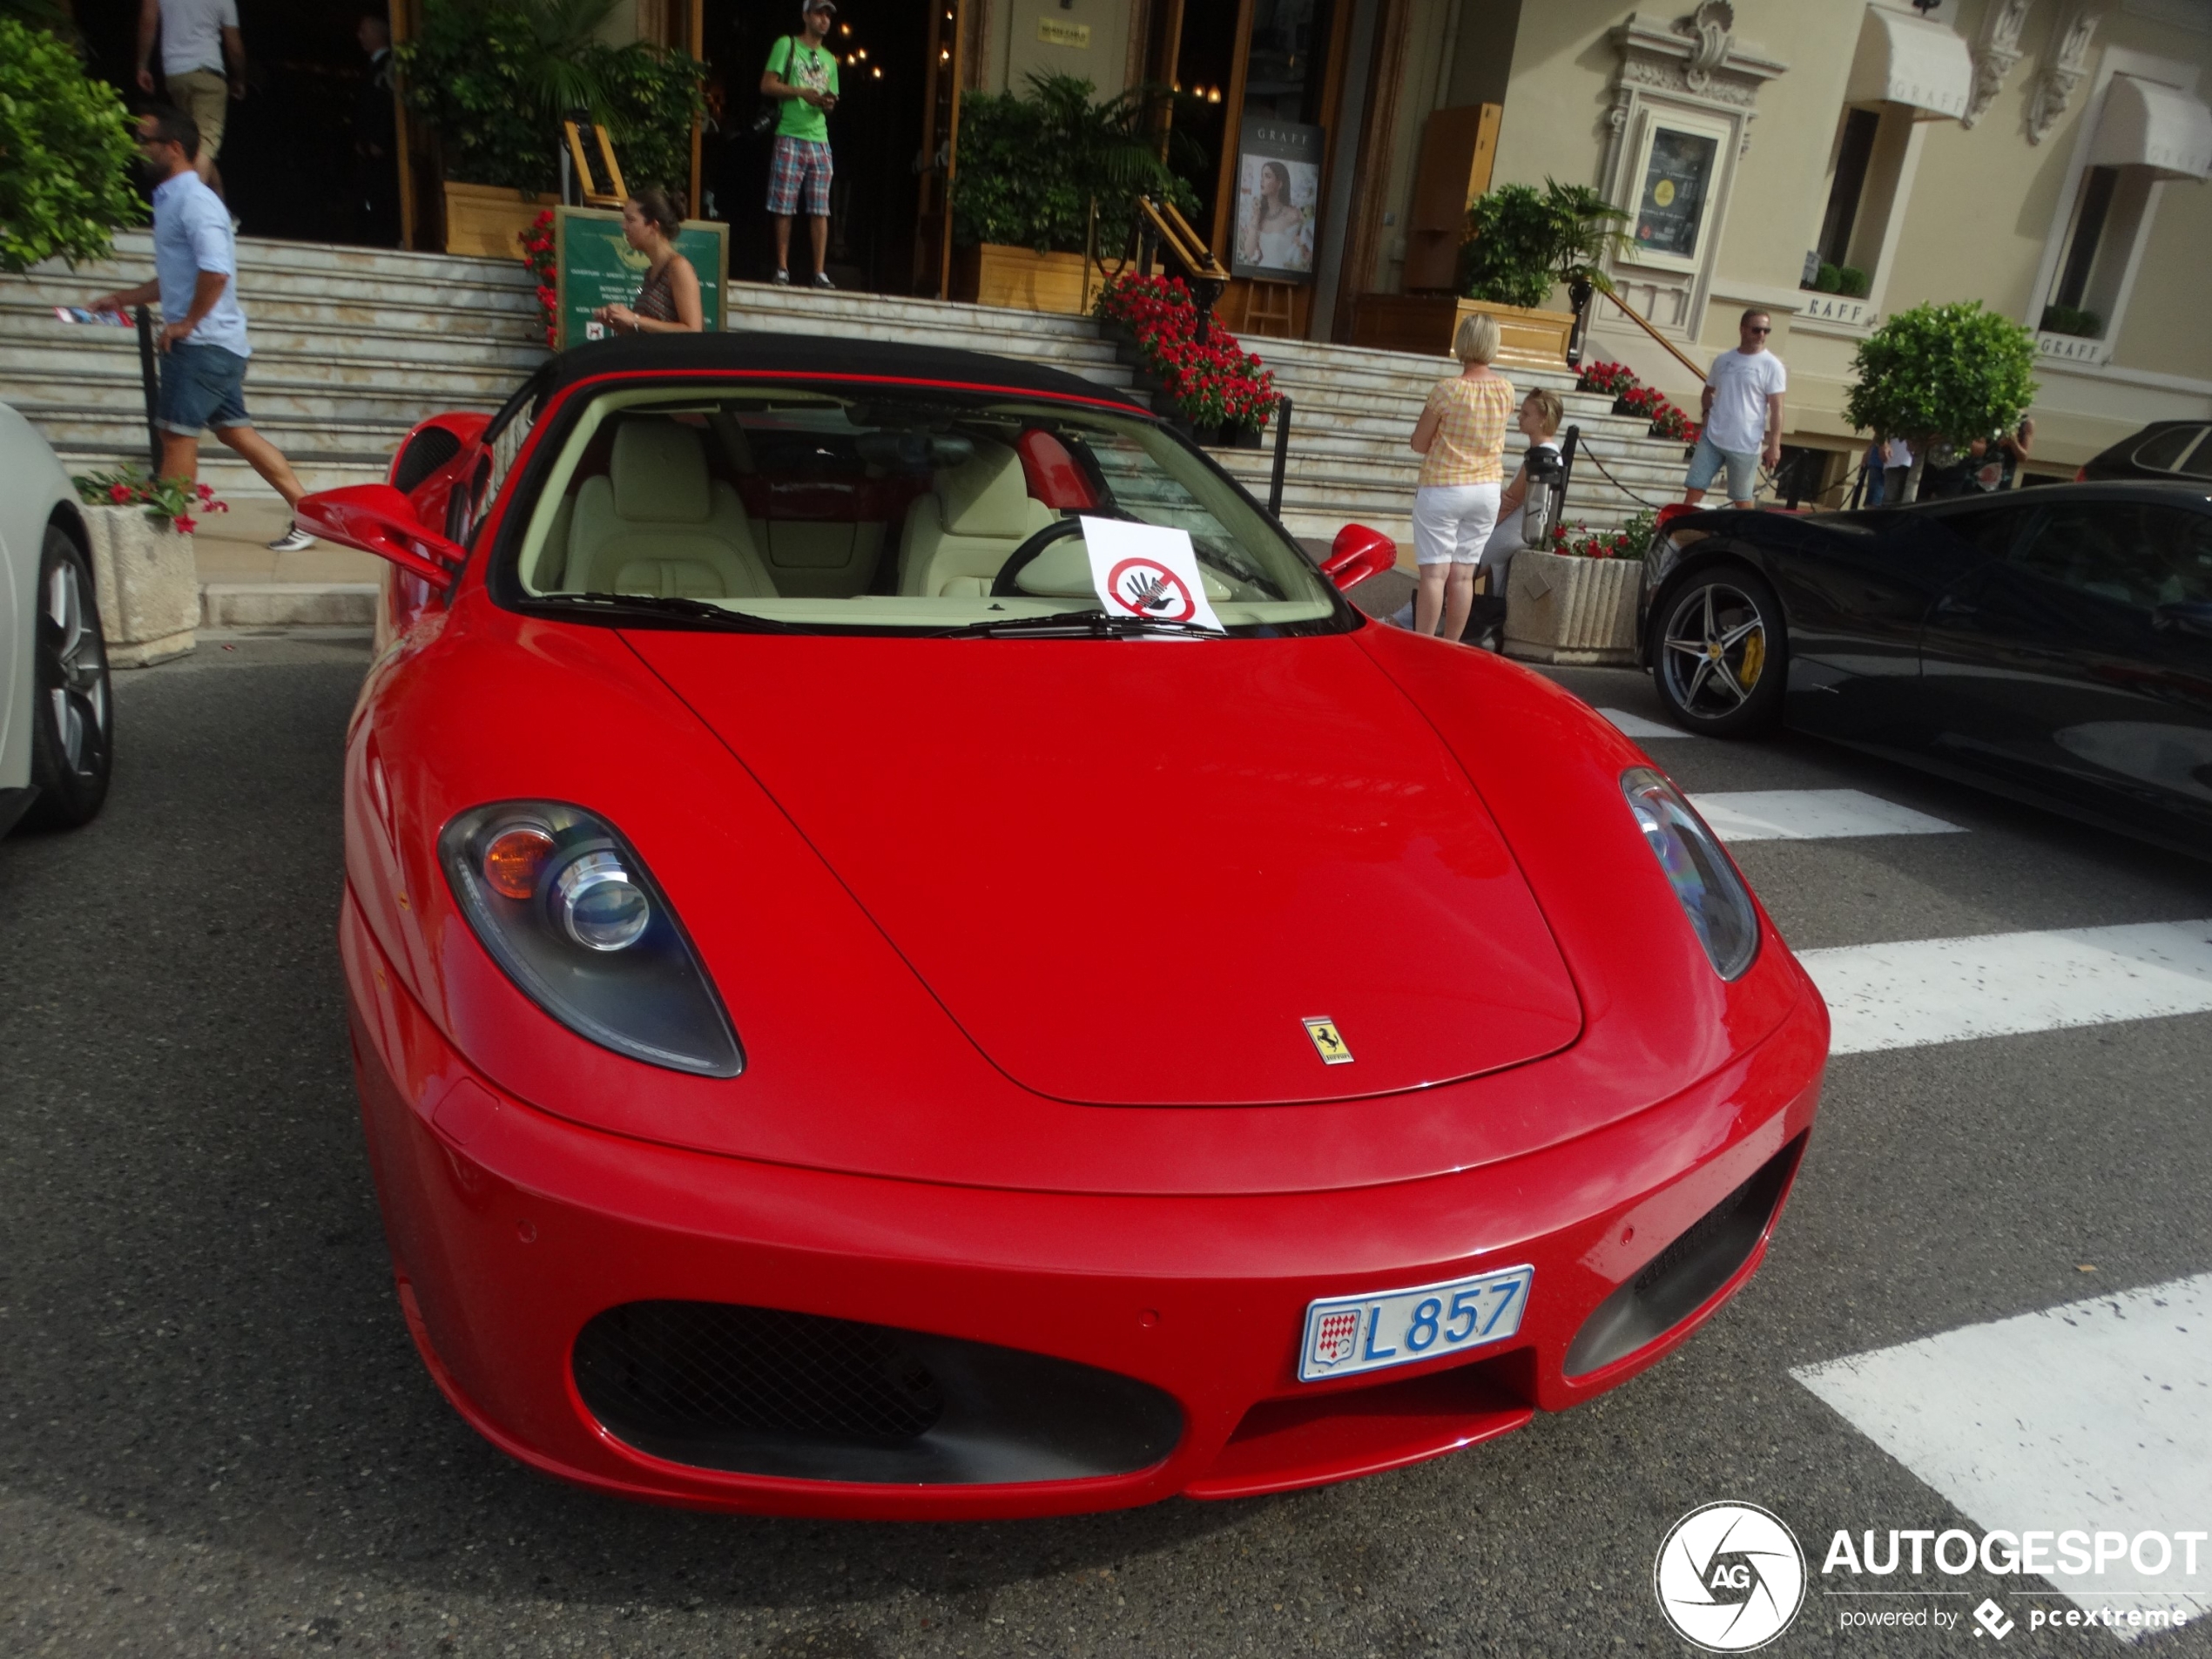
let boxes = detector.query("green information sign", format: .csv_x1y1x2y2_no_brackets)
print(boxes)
552,206,728,349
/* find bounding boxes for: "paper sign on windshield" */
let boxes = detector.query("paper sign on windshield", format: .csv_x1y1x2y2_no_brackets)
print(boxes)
1079,516,1226,632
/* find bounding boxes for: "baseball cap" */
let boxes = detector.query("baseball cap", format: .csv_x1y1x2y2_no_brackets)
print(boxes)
803,0,834,14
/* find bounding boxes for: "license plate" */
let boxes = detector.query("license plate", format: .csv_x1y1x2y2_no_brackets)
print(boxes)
1298,1264,1534,1382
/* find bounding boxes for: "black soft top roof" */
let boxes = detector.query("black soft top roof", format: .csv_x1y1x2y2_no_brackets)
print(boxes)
521,328,1150,413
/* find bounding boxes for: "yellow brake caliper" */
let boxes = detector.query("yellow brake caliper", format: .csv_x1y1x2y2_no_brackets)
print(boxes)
1737,626,1766,689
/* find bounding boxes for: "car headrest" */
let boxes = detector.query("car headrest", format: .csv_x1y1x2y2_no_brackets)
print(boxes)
936,442,1034,538
611,422,711,523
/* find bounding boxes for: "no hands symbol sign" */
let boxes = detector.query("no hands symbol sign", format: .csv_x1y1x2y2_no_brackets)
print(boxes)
1105,556,1197,624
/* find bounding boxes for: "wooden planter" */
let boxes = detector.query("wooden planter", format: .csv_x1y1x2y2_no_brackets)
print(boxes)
1348,294,1575,369
443,180,559,260
1502,547,1641,665
80,505,197,668
951,245,1092,315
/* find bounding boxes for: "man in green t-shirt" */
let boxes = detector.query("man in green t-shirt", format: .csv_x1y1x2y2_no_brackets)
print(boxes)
761,0,840,287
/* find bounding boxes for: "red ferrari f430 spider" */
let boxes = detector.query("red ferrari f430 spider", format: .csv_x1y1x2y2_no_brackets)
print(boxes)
303,334,1828,1520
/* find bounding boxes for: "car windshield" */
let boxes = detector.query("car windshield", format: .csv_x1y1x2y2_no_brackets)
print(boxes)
502,381,1348,635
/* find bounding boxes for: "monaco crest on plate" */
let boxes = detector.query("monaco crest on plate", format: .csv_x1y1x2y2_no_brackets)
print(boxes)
1310,1307,1362,1370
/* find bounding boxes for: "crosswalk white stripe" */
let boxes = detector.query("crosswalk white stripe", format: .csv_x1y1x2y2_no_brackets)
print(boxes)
1793,1274,2212,1643
1800,921,2212,1055
1689,789,1964,841
1600,708,1692,739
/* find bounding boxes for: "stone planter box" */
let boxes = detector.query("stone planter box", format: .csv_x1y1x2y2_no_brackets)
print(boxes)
1502,547,1640,665
1347,294,1575,370
951,244,1092,315
443,180,558,260
80,504,197,668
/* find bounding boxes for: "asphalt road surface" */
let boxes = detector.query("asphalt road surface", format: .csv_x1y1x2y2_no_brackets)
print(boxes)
3,632,2209,1658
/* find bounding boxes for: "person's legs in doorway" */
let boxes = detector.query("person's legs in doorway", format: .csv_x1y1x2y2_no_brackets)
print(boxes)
798,139,834,285
766,136,803,280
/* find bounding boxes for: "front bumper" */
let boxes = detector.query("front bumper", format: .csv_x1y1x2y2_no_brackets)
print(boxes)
343,892,1824,1520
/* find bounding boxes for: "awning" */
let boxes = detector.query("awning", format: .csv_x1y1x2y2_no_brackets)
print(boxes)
1844,5,1972,120
2089,74,2212,181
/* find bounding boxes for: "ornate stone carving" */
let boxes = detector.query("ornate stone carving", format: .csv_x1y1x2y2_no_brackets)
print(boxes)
1964,0,2034,130
1682,0,1735,93
2029,4,2101,145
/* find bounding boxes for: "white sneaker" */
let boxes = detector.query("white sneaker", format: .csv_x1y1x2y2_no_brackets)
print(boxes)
266,523,314,552
772,269,792,285
812,272,836,289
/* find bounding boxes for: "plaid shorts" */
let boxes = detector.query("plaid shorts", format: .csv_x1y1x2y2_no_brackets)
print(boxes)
766,135,833,218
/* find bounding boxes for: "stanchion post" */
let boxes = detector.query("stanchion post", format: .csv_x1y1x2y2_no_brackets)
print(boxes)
1267,394,1292,520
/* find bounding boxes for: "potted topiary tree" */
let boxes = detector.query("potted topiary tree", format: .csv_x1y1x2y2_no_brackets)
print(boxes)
1844,300,2039,502
0,14,142,273
398,0,705,259
949,73,1200,314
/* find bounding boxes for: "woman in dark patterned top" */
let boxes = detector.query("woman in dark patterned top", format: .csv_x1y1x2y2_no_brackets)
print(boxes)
592,186,704,335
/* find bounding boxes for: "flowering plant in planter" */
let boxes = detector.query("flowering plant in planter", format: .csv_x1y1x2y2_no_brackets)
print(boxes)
1649,401,1698,442
1096,273,1278,435
1548,507,1656,560
523,210,558,347
1575,360,1635,396
72,466,227,534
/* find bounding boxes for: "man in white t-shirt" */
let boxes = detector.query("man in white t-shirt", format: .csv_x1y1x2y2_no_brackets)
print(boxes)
136,0,246,188
1683,309,1786,509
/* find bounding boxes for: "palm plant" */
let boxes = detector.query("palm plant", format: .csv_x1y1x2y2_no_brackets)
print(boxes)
1541,179,1629,296
951,74,1200,253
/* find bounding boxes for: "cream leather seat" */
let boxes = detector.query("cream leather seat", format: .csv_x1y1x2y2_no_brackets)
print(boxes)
568,422,774,599
899,441,1059,597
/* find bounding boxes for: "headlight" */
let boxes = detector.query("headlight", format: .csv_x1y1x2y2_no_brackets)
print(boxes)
1620,768,1760,980
440,802,742,1076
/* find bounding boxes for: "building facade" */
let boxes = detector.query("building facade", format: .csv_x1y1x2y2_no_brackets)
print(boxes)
946,0,2212,476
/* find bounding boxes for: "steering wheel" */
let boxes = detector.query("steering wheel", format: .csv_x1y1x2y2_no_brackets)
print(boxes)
989,516,1092,597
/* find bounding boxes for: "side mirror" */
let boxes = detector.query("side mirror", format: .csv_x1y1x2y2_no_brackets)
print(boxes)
296,484,467,588
1320,523,1398,592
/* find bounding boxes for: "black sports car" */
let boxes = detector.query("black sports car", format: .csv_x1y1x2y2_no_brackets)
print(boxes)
2080,420,2212,483
1636,482,2212,856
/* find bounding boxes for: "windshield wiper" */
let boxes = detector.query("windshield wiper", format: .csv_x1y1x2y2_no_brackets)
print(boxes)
529,591,797,632
936,607,1227,639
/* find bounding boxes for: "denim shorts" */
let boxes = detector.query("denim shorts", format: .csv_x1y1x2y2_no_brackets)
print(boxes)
157,342,252,436
1685,433,1759,502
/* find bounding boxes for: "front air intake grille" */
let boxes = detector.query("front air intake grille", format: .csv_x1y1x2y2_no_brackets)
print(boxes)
1564,1135,1806,1378
574,1300,1184,1485
575,1302,945,1445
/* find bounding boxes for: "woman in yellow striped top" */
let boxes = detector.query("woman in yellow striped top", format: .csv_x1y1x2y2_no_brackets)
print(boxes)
1406,312,1515,638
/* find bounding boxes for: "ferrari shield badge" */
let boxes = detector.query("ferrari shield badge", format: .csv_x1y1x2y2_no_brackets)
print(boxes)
1303,1016,1352,1064
1309,1306,1362,1371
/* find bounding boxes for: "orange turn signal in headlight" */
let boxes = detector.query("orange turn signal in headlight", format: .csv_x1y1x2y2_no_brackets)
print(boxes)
482,826,556,900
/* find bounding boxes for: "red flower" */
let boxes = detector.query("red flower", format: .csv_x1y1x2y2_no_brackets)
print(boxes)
108,482,133,503
172,512,197,534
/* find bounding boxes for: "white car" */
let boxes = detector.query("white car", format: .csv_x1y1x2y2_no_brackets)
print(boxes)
1,402,112,836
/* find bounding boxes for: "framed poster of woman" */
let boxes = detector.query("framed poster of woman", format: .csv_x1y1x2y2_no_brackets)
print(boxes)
1231,118,1322,282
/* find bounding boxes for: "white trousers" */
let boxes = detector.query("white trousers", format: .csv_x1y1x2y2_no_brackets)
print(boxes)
1412,482,1501,566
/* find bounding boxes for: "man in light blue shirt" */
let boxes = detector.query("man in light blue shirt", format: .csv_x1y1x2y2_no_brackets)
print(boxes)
90,106,314,551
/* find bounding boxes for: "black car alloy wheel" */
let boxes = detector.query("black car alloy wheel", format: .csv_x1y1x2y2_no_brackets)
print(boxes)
1654,565,1784,736
27,525,114,829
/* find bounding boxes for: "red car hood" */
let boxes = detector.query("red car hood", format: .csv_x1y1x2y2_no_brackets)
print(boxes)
626,632,1582,1106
